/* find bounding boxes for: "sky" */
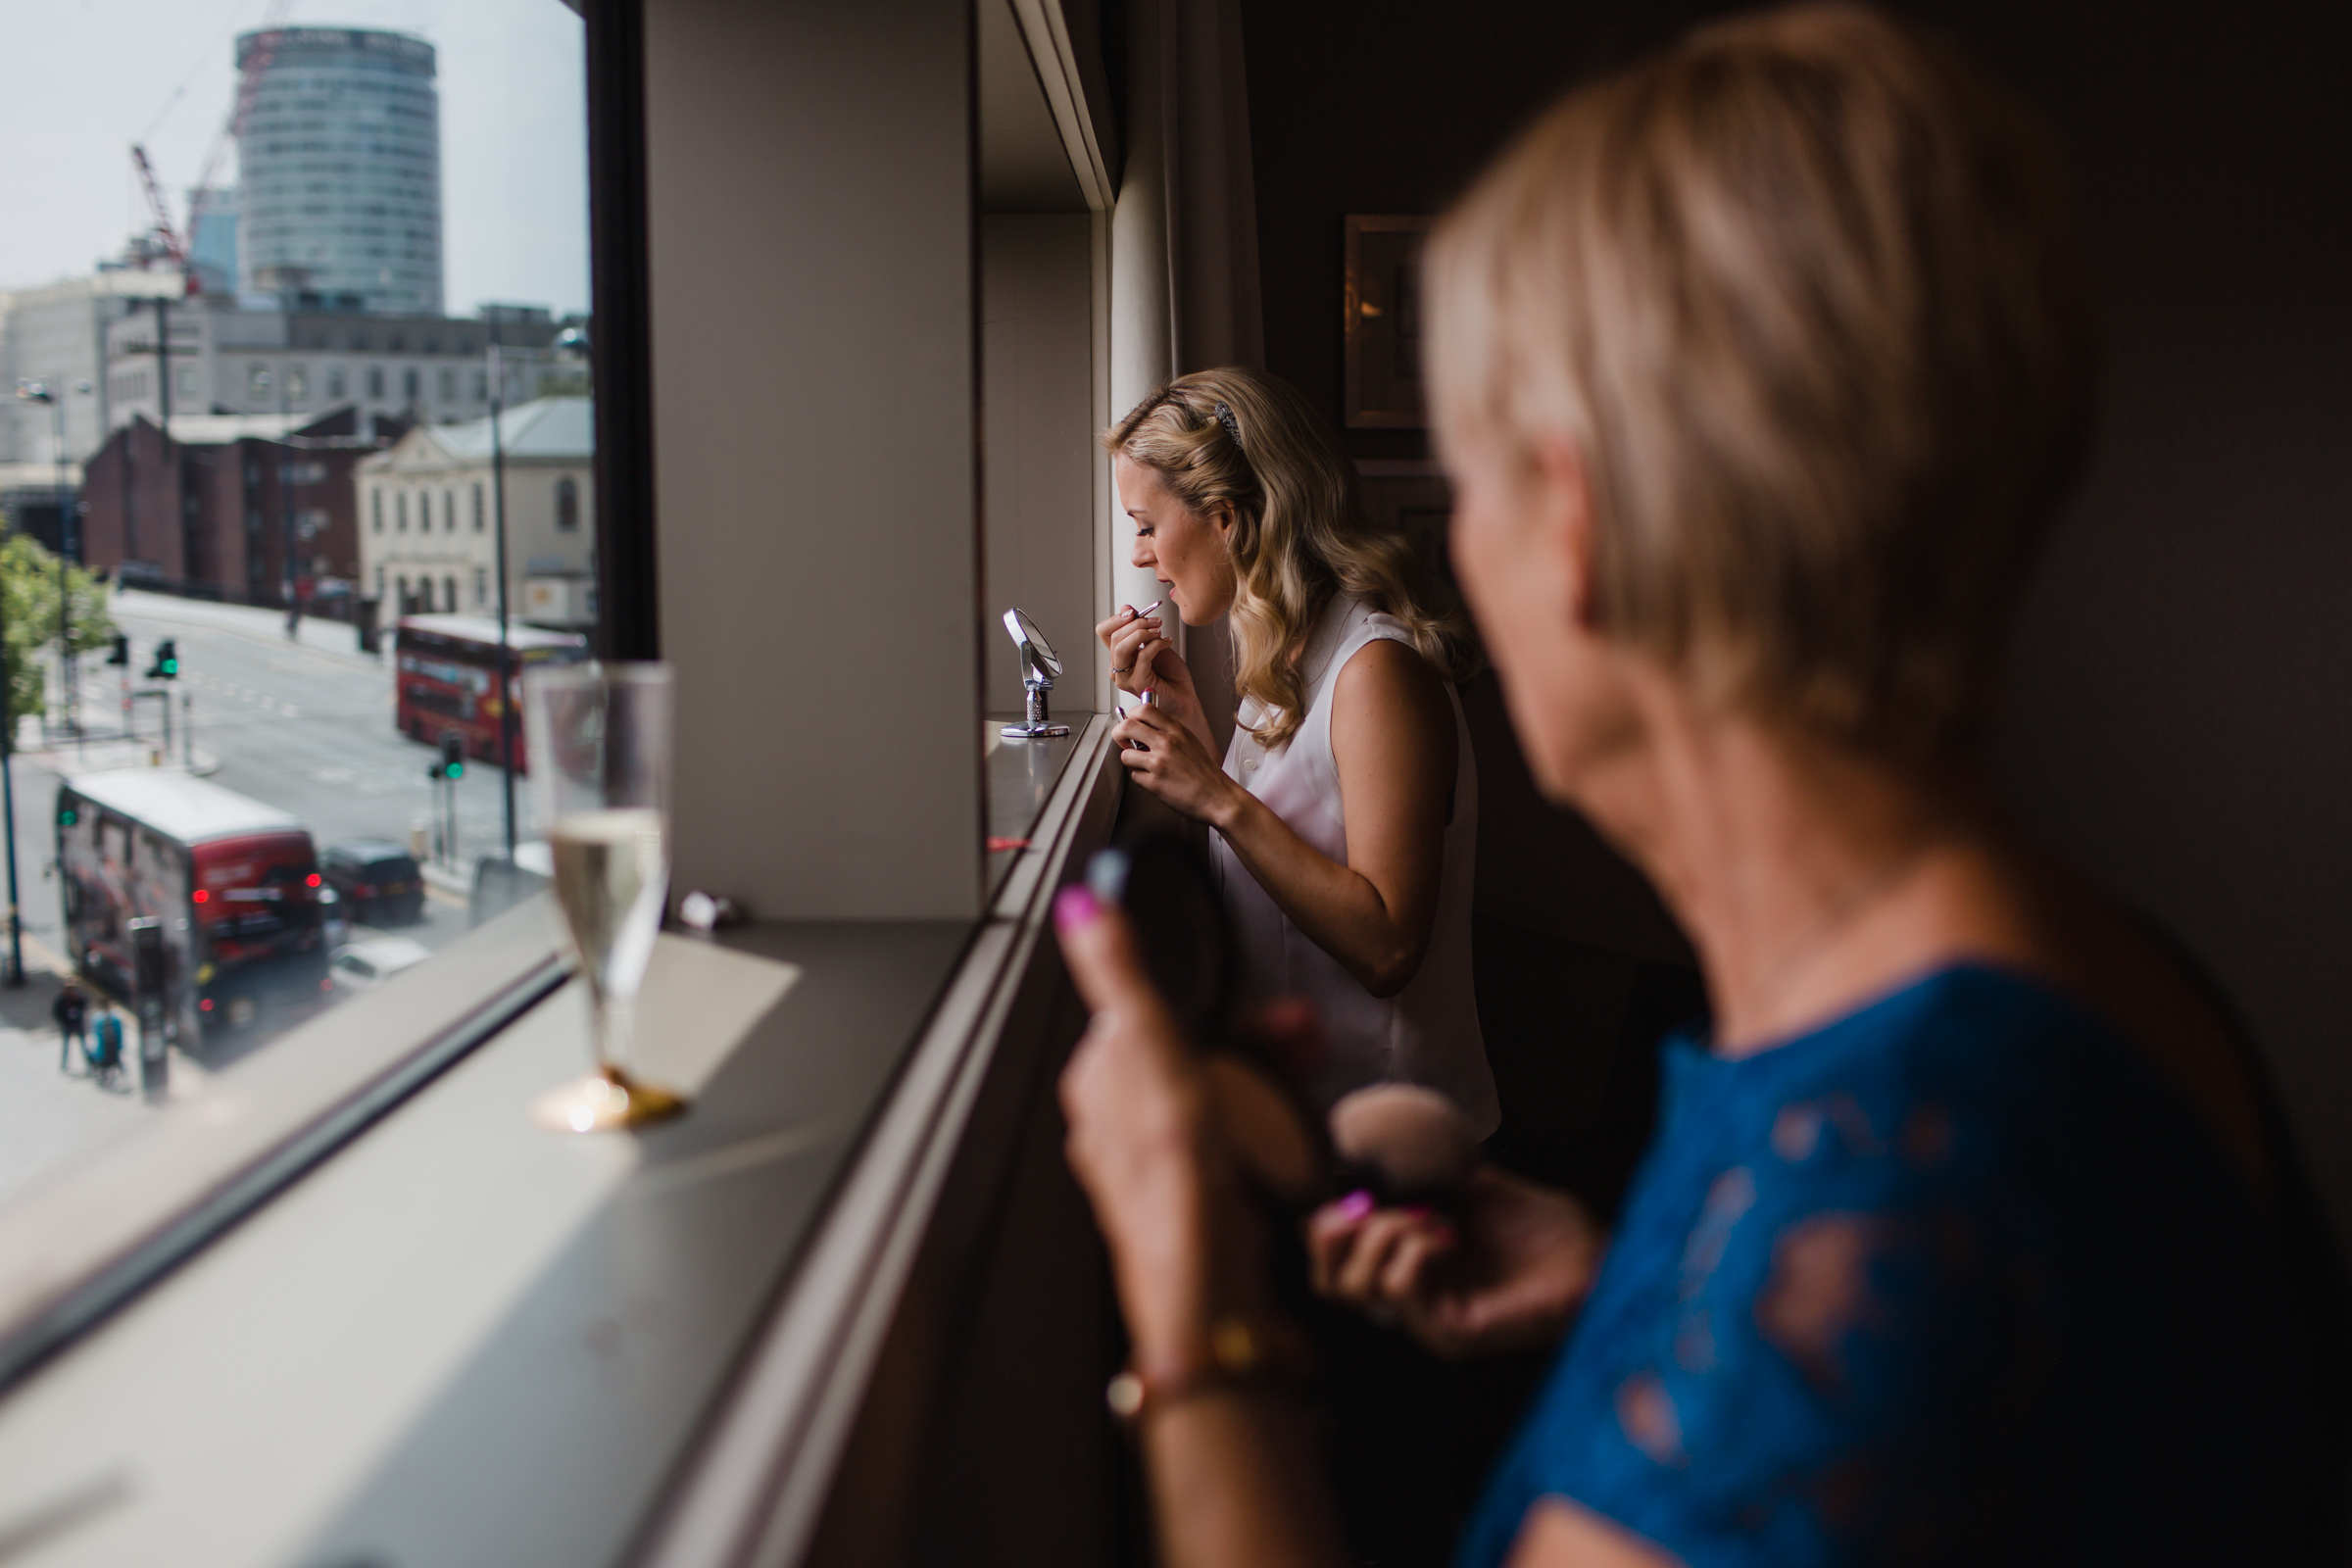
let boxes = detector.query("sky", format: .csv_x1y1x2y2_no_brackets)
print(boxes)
0,0,590,316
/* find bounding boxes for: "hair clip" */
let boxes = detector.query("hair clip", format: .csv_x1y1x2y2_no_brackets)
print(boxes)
1213,401,1243,449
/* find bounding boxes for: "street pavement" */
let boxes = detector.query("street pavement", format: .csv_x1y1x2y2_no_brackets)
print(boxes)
0,587,547,1207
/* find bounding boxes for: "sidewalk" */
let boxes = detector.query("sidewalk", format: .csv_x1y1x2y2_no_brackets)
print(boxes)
0,945,211,1211
13,736,222,778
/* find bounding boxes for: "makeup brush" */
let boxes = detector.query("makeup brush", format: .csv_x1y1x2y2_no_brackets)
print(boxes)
1327,1084,1481,1206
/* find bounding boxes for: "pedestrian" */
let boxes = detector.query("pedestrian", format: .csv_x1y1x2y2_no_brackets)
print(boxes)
52,980,89,1072
88,1004,126,1088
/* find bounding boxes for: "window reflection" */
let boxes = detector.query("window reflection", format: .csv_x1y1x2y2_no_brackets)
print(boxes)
0,0,593,1209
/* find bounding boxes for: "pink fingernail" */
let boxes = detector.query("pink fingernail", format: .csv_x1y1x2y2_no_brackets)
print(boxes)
1054,884,1102,933
1334,1189,1376,1223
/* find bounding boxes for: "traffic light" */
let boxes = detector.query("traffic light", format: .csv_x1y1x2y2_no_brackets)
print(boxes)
146,638,178,680
106,634,128,666
437,731,466,782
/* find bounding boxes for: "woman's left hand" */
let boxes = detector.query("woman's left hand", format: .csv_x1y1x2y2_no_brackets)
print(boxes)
1057,885,1257,1364
1117,701,1245,827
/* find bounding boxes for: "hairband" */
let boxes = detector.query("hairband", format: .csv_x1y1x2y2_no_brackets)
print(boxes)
1213,401,1243,450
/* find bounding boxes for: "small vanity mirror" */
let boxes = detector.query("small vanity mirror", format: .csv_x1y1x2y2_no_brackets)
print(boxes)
1000,608,1072,739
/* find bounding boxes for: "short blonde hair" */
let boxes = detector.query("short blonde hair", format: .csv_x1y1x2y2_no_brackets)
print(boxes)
1106,368,1474,750
1427,3,2095,760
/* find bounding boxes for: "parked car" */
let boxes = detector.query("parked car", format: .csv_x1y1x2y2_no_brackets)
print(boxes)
319,841,427,927
328,937,434,993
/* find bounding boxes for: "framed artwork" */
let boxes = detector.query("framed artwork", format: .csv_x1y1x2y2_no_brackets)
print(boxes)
1344,215,1436,428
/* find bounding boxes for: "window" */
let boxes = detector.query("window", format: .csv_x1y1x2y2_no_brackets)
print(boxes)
368,365,386,400
556,475,579,530
374,565,384,599
404,368,420,401
396,574,410,610
371,490,383,532
445,490,457,531
288,366,309,402
474,566,487,606
443,575,458,612
248,362,270,401
328,365,347,400
471,482,484,530
474,369,488,401
396,491,408,532
439,368,457,401
178,365,197,399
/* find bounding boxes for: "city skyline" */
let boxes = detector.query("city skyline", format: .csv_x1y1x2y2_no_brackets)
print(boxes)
0,0,588,318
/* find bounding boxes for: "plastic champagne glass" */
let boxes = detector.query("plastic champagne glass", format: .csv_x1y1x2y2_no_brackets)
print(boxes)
522,662,683,1132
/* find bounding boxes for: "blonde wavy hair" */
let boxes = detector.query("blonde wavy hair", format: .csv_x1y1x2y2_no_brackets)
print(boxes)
1425,4,2094,761
1104,368,1475,750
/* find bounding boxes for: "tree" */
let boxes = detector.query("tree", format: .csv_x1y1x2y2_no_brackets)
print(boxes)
0,535,117,735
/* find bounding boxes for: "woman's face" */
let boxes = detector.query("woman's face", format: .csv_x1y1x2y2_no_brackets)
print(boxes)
1117,455,1236,627
1446,424,1641,804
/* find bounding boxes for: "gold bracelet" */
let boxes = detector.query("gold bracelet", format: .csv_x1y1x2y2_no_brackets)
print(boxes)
1105,1314,1314,1425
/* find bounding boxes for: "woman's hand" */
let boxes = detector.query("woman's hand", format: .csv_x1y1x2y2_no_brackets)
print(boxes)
1057,884,1266,1363
1099,604,1174,696
1117,701,1247,827
1098,604,1207,734
1307,1167,1604,1359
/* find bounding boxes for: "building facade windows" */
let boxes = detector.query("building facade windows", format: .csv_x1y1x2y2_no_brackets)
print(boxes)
396,492,407,531
438,368,456,401
328,366,346,400
404,368,420,401
474,566,487,607
556,475,579,531
288,366,309,402
445,490,456,531
249,362,270,401
444,575,457,612
471,482,483,531
370,490,382,532
368,366,385,399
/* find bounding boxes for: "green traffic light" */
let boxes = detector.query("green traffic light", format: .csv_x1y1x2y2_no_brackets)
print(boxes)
446,760,465,779
59,808,76,826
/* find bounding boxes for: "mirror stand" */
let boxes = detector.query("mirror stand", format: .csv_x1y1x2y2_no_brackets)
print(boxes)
1000,607,1074,740
1001,676,1071,740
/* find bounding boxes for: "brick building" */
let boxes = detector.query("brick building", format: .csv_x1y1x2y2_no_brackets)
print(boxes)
80,405,395,606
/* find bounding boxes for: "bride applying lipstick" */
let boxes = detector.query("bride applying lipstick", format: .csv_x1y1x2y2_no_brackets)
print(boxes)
1096,368,1496,1132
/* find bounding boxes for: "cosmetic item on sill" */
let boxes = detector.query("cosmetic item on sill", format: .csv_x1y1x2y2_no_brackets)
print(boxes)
1001,607,1073,739
677,890,744,933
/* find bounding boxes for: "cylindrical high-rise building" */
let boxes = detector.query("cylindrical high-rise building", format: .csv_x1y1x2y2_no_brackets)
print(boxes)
235,27,443,316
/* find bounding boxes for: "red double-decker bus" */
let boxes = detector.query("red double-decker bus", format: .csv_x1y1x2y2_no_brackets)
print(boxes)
394,614,590,769
58,769,333,1052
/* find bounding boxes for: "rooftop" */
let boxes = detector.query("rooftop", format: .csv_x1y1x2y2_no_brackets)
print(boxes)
360,397,593,472
64,769,307,847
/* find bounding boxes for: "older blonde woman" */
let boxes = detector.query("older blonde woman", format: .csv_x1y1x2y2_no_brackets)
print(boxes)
1096,368,1496,1133
1053,7,2346,1567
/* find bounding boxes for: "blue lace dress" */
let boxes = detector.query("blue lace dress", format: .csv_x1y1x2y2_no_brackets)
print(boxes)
1456,965,2344,1567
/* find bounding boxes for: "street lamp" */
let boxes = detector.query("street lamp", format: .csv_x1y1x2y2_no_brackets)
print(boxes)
14,379,79,740
488,323,516,859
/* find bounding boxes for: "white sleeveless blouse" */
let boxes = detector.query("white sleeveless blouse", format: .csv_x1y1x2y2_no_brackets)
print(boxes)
1211,596,1497,1136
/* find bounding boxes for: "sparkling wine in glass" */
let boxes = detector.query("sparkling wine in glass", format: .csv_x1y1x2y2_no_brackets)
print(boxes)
523,662,683,1132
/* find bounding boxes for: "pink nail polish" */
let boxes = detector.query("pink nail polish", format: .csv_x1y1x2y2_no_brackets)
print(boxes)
1054,884,1102,933
1334,1189,1376,1223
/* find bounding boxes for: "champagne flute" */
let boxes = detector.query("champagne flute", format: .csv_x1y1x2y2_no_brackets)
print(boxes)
522,662,683,1132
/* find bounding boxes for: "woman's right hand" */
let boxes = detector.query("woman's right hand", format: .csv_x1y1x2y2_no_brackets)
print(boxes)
1099,603,1200,708
1306,1167,1605,1359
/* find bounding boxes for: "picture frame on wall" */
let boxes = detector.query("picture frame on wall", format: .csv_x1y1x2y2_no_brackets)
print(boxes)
1344,215,1436,428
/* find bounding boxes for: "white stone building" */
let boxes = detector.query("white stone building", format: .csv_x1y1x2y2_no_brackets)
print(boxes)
357,396,594,626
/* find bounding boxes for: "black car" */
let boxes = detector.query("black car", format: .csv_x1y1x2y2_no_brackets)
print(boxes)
319,841,427,927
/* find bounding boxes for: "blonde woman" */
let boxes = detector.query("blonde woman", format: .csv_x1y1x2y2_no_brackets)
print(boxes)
1096,368,1496,1133
1053,8,2344,1568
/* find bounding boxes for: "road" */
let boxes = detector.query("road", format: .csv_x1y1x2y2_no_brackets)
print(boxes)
0,588,548,1206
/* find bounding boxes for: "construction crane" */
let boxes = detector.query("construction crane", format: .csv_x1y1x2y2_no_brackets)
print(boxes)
129,0,297,289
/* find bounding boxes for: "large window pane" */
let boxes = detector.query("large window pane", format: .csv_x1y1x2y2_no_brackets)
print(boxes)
0,0,592,1208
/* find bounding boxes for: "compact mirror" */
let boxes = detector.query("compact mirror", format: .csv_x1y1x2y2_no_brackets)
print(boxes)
1000,607,1071,739
1004,608,1063,682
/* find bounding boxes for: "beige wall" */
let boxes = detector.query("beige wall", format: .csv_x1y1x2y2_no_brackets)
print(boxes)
645,0,982,922
980,216,1098,717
